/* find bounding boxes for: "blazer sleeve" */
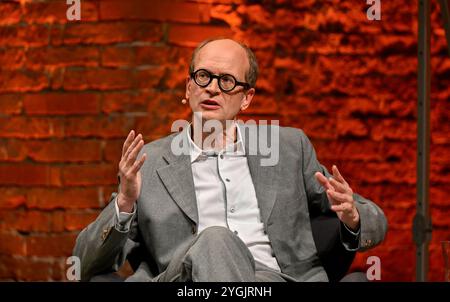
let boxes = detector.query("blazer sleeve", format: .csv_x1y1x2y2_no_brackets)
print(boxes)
298,129,388,251
72,192,141,281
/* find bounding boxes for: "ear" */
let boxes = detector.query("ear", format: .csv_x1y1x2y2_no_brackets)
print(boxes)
240,88,255,111
185,76,191,100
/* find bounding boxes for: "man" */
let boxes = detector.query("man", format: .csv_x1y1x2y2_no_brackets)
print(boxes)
73,38,387,282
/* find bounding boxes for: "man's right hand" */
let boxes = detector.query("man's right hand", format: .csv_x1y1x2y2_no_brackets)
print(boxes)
117,130,147,213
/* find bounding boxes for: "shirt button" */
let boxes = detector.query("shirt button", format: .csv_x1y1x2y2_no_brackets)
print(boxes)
220,154,224,159
101,228,110,241
225,178,230,182
234,230,238,235
230,207,235,213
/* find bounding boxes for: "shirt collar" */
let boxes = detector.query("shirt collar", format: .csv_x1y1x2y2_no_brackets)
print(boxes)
186,122,245,163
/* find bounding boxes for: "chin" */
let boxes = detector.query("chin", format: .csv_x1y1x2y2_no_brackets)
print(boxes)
203,113,226,122
194,109,225,121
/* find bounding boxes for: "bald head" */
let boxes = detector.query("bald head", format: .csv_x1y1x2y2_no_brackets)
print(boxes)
189,38,259,88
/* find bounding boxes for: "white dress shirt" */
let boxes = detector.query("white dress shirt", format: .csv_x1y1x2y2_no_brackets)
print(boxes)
187,124,281,271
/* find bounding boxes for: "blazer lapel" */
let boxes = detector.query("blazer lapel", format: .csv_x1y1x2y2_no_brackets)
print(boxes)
240,123,278,226
247,155,277,226
154,124,278,227
156,133,199,225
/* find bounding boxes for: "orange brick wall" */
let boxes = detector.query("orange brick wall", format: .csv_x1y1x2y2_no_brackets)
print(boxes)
0,0,449,281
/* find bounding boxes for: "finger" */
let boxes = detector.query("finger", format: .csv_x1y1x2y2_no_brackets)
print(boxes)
315,172,333,191
126,139,144,166
124,134,142,160
330,203,353,214
331,203,353,216
131,153,147,174
329,177,348,193
332,165,346,184
327,190,352,204
326,190,339,206
122,130,135,157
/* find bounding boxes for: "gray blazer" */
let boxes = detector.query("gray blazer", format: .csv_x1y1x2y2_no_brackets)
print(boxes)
73,125,387,281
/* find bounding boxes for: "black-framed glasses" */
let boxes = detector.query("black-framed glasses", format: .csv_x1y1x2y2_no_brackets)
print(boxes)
190,69,250,92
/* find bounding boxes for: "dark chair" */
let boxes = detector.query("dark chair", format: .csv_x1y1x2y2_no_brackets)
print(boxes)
310,211,364,282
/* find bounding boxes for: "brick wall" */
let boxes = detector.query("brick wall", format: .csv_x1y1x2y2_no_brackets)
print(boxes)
0,0,449,281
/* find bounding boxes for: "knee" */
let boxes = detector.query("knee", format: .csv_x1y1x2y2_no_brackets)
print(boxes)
190,226,254,266
340,272,369,282
197,226,235,242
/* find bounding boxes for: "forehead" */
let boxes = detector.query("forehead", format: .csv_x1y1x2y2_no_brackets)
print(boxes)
195,40,249,78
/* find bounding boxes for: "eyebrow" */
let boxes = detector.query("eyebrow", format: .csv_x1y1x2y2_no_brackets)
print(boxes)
197,68,240,79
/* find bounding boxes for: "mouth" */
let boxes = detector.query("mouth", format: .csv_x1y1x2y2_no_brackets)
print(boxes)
200,99,221,110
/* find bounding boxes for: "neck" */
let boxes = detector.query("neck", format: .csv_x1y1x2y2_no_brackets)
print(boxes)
191,115,237,151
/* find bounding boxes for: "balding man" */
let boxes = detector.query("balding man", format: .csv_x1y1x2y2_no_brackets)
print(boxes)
73,38,387,282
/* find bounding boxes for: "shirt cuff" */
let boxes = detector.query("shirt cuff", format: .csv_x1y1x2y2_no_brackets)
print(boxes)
340,221,361,251
343,222,361,236
114,198,136,232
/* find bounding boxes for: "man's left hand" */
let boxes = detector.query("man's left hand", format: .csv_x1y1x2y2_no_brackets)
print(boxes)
314,165,360,231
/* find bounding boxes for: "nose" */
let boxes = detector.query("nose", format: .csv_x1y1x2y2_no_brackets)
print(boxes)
205,77,221,94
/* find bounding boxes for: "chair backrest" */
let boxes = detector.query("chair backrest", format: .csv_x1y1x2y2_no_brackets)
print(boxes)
310,212,356,282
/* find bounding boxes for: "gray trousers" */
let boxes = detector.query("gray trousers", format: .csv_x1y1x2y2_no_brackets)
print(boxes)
90,226,366,282
155,226,295,282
